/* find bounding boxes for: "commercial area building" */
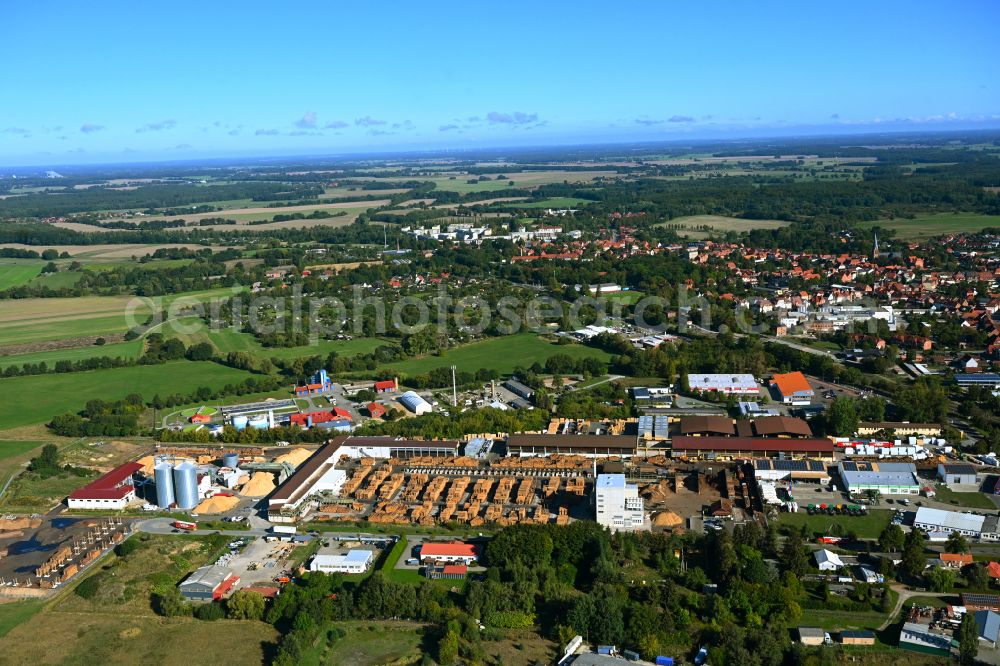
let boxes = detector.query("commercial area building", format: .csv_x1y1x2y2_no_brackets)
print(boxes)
594,473,645,531
687,373,759,395
838,461,921,495
66,462,142,510
267,440,346,521
898,622,952,657
937,463,978,487
309,549,374,574
857,422,943,438
178,565,239,601
503,379,535,400
419,542,478,564
507,434,637,458
753,459,828,482
770,371,815,405
976,610,1000,648
913,506,994,539
294,368,333,396
670,436,835,460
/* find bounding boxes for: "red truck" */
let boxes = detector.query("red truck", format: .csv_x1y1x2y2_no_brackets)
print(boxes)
173,520,197,531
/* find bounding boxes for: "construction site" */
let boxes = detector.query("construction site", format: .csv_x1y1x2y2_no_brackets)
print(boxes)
0,516,131,596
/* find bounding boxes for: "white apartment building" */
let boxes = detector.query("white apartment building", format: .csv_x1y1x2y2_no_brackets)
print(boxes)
595,474,646,531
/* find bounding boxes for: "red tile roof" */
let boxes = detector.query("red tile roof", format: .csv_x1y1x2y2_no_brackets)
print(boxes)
68,462,143,500
421,542,477,558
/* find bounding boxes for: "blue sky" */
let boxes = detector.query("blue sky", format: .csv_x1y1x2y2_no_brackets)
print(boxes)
2,0,998,166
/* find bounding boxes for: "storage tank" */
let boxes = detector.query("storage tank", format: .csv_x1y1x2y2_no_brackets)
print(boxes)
172,462,199,510
232,415,249,431
154,460,175,508
222,452,240,469
248,416,269,430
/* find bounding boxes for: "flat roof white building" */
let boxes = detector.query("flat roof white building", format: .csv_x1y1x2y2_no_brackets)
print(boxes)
309,549,375,574
913,506,985,537
687,374,759,394
595,473,645,531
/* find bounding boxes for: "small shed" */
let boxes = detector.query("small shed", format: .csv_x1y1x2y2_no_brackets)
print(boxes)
797,627,825,646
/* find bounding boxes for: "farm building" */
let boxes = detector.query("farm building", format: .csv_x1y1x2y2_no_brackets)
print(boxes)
426,564,468,580
374,378,397,393
670,436,834,460
420,542,478,564
398,391,432,415
770,372,815,405
937,463,978,487
839,631,875,646
178,565,239,601
687,373,759,395
976,610,1000,648
366,402,387,418
309,549,374,574
963,594,1000,612
67,462,143,510
797,627,826,646
814,549,844,572
506,434,638,458
838,461,920,495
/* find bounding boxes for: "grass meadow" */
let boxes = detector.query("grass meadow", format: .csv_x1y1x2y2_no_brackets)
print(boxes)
859,212,1000,240
378,333,612,377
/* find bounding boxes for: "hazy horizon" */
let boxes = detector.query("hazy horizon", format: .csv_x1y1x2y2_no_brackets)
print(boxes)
3,0,999,168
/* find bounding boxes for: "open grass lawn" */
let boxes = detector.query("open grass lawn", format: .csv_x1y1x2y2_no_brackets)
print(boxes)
0,263,43,289
483,628,559,665
163,317,391,362
932,484,997,509
0,468,98,512
316,621,426,666
777,509,892,539
0,440,46,463
0,546,278,666
28,270,84,289
859,213,1000,240
657,214,791,238
378,333,612,378
803,609,888,631
0,360,255,429
0,338,145,370
0,600,44,639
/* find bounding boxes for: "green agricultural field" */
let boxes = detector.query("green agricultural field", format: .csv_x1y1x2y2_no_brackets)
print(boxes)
509,196,592,209
28,270,84,289
0,263,43,289
656,214,791,238
859,213,1000,240
0,360,255,429
0,286,243,347
777,509,892,540
0,600,44,639
0,440,46,463
0,338,145,370
379,333,612,377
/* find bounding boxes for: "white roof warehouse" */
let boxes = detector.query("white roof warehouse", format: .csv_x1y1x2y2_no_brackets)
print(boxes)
913,506,1000,540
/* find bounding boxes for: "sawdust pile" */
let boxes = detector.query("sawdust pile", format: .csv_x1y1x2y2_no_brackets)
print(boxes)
240,471,277,497
652,511,683,528
274,448,312,468
136,456,156,475
194,495,240,514
640,480,673,503
0,517,42,531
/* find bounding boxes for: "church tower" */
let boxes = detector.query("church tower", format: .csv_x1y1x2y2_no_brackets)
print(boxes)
872,230,880,259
